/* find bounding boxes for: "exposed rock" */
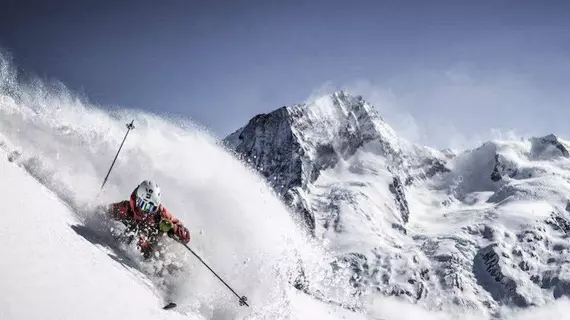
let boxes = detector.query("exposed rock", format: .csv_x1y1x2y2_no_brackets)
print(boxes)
424,158,451,178
530,134,570,159
224,91,406,230
542,268,570,299
473,244,529,307
545,213,570,234
491,154,518,182
389,176,410,223
222,92,570,314
391,223,407,235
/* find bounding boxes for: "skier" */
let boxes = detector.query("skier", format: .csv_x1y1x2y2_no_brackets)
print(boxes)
106,180,190,259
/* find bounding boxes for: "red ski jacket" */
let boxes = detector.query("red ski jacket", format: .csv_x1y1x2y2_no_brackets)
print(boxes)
108,189,190,257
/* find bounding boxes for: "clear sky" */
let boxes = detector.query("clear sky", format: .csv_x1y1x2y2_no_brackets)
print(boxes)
1,0,569,148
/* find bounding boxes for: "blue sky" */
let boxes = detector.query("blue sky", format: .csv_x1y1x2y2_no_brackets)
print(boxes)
1,0,569,148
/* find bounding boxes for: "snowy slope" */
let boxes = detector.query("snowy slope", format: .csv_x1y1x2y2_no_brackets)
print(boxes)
5,49,570,319
0,148,192,320
225,91,570,318
0,147,373,320
0,53,371,320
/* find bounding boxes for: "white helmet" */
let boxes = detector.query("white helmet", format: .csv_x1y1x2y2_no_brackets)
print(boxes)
135,180,161,214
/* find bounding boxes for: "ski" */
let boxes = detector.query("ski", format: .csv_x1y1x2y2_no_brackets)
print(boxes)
163,302,177,310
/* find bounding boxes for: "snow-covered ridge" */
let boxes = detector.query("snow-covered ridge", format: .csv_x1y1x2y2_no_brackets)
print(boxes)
224,90,570,318
224,91,448,232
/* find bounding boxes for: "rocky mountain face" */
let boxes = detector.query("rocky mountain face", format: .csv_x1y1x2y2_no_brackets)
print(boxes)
223,91,570,318
224,91,445,232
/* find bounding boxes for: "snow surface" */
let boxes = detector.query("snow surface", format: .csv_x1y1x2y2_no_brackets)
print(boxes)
4,50,570,319
0,152,192,320
0,53,370,320
225,90,570,319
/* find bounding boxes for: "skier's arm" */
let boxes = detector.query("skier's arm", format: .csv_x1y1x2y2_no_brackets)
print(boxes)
170,221,190,244
107,201,130,221
159,207,190,243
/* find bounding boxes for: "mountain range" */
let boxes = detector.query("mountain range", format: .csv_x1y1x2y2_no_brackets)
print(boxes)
223,90,570,317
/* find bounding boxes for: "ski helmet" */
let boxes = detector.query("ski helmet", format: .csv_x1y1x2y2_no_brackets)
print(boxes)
135,180,161,214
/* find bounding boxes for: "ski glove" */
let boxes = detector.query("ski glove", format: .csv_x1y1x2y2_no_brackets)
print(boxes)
159,218,174,233
171,223,190,244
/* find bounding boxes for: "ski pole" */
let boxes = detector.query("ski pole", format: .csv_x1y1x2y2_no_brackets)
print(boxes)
179,242,249,307
101,120,135,190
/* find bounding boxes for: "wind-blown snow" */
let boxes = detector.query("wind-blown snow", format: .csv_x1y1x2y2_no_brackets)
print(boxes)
4,49,570,320
0,53,367,319
0,153,192,320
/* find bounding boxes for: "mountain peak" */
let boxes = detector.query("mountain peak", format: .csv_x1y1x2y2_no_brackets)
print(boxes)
225,91,399,155
223,93,408,231
529,133,570,159
287,90,395,149
223,92,570,315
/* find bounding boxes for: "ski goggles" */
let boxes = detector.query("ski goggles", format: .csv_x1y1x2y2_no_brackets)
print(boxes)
136,196,158,214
